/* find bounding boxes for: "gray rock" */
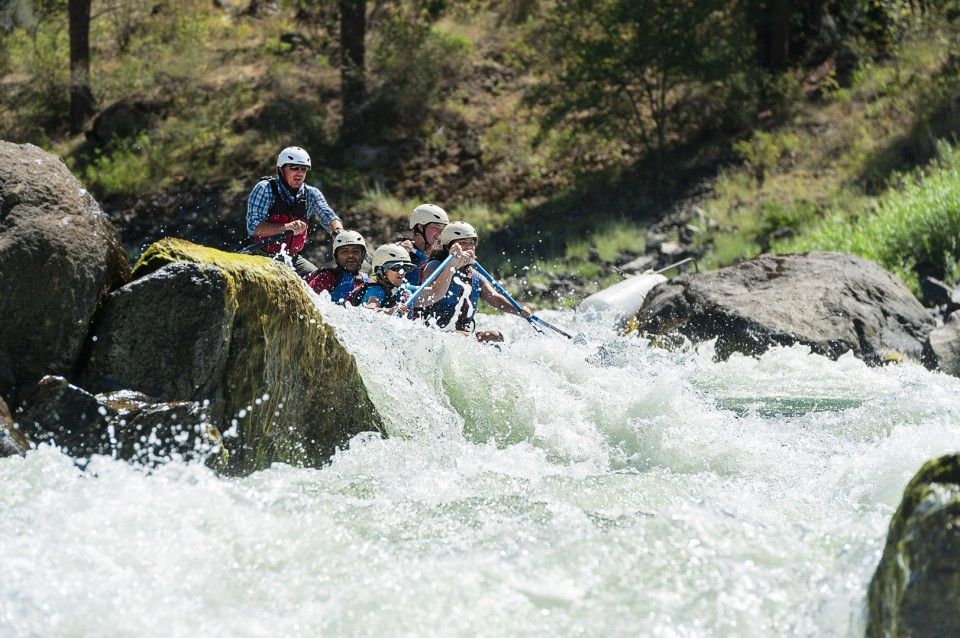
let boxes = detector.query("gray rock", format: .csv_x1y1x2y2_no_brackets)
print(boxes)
82,262,233,418
87,238,383,474
18,375,225,467
620,255,657,274
636,252,934,364
87,97,168,145
922,312,960,376
658,241,684,257
0,141,130,402
0,394,29,457
867,455,960,637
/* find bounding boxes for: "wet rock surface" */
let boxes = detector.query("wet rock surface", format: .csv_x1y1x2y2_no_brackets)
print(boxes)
0,395,29,457
635,251,934,364
0,141,130,402
90,238,383,474
17,375,224,467
867,454,960,637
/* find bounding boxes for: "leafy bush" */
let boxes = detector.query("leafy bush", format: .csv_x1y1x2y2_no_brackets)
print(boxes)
777,142,960,291
367,11,470,132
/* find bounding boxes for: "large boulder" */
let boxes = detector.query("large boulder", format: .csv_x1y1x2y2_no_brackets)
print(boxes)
16,375,225,467
635,252,934,364
80,238,383,474
867,455,960,637
0,141,130,402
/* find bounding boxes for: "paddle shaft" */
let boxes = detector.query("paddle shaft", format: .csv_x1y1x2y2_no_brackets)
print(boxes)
238,230,295,254
398,253,457,315
473,262,574,339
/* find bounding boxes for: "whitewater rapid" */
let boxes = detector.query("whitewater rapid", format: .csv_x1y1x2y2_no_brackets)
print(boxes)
3,295,960,637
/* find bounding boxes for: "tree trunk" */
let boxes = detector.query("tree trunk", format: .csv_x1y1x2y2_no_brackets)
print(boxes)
339,0,365,143
754,0,791,72
68,0,95,133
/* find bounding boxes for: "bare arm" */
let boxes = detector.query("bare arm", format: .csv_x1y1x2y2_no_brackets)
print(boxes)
414,246,475,307
480,280,532,318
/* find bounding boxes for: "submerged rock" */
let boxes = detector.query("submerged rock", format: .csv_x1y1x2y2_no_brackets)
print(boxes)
635,252,934,364
81,238,383,474
0,395,29,457
18,375,225,467
0,141,130,402
867,454,960,637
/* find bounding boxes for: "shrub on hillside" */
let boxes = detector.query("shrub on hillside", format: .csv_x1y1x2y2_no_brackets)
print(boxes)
365,10,470,135
777,142,960,292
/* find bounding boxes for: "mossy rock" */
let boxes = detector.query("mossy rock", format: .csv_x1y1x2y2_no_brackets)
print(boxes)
83,238,383,474
867,454,960,637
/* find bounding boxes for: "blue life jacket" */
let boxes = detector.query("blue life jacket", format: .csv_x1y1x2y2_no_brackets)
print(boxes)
421,262,482,331
331,270,360,303
349,281,416,310
308,267,367,303
404,248,429,285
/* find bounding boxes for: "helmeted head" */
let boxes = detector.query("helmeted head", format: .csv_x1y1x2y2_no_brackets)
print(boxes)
333,230,367,274
371,243,414,282
276,146,311,189
409,203,449,249
439,221,478,250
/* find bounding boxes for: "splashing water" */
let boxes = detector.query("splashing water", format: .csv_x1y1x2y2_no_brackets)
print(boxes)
3,294,960,637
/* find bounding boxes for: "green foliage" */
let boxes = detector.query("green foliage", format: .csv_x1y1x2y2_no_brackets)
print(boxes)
0,21,69,136
734,131,801,185
777,142,960,292
368,8,471,132
356,186,419,222
529,0,756,163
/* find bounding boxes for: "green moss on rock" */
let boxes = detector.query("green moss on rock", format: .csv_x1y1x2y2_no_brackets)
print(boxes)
867,454,960,637
105,238,385,473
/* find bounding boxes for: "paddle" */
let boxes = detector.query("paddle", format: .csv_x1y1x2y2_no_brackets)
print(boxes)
394,253,456,317
238,230,294,255
473,262,575,340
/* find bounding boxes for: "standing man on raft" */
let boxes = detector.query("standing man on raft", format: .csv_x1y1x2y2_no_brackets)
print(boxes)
246,145,344,279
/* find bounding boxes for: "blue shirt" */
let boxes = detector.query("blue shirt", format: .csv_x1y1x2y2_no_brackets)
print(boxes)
246,178,340,236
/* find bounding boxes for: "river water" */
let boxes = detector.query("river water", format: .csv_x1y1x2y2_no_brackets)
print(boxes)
3,297,960,637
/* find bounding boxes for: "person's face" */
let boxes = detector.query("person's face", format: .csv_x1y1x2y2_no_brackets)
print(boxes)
382,261,411,286
335,245,365,273
451,238,476,253
384,267,406,286
424,222,446,246
281,164,308,189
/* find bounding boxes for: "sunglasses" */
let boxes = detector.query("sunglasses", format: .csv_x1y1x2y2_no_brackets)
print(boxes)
285,164,309,173
384,262,411,274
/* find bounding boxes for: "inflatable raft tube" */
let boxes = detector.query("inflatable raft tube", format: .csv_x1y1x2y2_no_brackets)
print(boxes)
578,272,667,324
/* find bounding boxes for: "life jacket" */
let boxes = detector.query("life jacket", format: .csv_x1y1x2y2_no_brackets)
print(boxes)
306,267,366,303
347,281,396,308
405,248,429,285
421,262,481,331
261,176,308,255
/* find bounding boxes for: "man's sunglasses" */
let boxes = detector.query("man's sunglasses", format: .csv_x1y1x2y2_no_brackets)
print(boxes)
285,164,309,173
384,262,411,274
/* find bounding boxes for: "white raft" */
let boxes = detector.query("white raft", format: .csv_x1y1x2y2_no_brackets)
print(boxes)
577,272,667,325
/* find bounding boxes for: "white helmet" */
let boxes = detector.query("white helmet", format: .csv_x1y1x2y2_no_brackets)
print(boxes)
409,203,449,229
439,221,478,248
371,243,413,271
276,146,312,168
333,230,366,254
